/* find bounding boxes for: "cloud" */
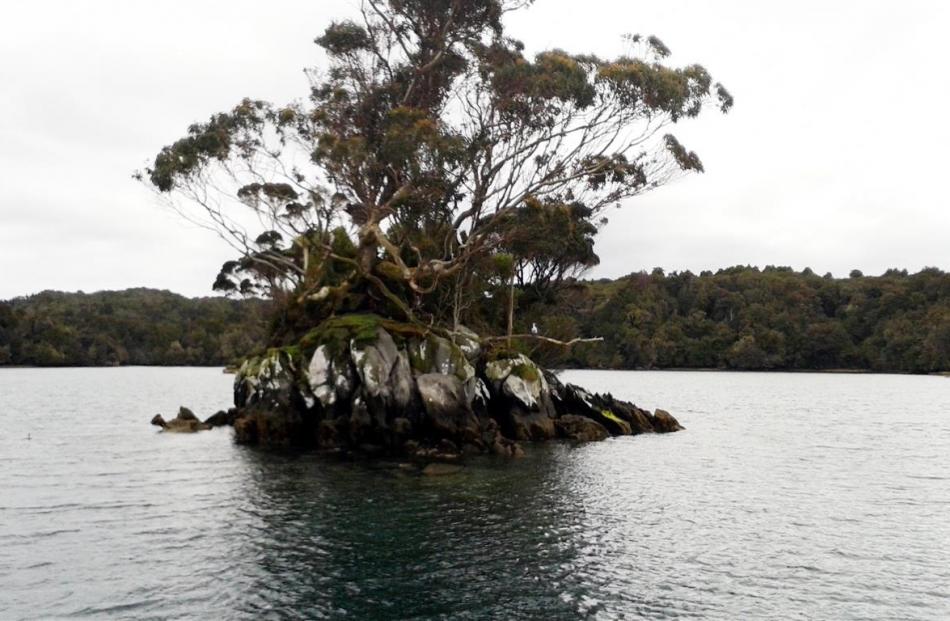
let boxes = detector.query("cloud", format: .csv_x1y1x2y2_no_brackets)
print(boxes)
0,0,947,299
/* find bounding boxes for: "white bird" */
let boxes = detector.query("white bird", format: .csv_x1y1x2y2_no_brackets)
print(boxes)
531,322,539,335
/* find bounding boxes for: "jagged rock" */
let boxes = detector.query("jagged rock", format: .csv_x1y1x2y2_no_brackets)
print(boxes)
203,409,233,427
213,314,683,455
653,408,685,432
351,328,399,401
333,354,357,406
556,415,610,442
506,406,556,441
348,329,409,432
232,407,302,447
488,436,525,458
348,394,374,443
452,326,482,363
233,415,255,442
409,333,474,381
390,349,415,411
177,406,199,422
623,405,657,434
151,409,210,433
417,373,481,444
465,377,491,416
235,349,297,410
556,384,631,435
305,345,336,408
590,408,632,435
485,354,556,440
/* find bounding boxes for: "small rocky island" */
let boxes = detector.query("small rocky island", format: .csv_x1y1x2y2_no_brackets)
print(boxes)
140,1,724,461
164,314,682,459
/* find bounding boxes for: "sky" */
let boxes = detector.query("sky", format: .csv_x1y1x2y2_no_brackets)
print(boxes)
1,0,948,299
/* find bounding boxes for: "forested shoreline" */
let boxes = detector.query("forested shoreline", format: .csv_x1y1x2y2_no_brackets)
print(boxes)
551,266,950,374
1,266,948,373
0,289,268,367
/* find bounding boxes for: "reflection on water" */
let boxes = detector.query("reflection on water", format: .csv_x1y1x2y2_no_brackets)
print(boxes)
232,449,593,619
1,367,948,619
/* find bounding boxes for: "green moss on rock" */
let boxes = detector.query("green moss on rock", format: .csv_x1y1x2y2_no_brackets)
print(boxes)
300,314,382,359
600,409,623,426
511,362,540,383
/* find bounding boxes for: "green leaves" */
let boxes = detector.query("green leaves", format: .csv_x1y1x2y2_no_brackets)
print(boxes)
664,134,704,173
581,154,648,191
379,106,464,170
237,183,300,203
315,21,372,56
596,58,715,120
146,99,269,192
492,253,515,279
489,50,597,117
141,0,733,339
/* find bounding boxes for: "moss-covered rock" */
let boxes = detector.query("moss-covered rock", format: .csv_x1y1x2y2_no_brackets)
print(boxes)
407,333,474,381
234,347,300,409
223,313,683,454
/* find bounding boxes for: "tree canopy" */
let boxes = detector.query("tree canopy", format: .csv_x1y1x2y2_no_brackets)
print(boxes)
547,266,950,374
3,269,948,373
0,289,267,367
140,0,730,343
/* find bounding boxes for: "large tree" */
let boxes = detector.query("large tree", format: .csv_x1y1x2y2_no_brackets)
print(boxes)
141,0,731,342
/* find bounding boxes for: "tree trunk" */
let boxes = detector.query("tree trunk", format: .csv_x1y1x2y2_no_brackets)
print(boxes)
357,227,377,274
507,277,515,347
452,274,462,334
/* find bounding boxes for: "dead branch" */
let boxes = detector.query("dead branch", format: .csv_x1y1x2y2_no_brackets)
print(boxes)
481,334,605,347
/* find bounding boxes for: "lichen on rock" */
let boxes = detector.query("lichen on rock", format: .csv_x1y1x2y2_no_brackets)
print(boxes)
223,314,682,457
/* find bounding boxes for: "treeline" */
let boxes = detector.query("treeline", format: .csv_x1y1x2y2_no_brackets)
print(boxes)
538,266,950,373
2,267,949,372
0,289,268,366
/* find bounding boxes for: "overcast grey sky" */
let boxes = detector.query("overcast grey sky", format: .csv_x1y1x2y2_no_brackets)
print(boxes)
1,0,948,299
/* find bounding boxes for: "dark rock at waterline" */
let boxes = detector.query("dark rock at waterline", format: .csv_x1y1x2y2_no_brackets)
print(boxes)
421,463,463,476
652,408,685,433
203,408,238,428
177,406,198,422
555,415,610,442
168,314,682,454
151,409,210,433
417,373,481,445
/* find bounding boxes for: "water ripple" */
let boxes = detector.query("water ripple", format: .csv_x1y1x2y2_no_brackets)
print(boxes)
0,367,949,619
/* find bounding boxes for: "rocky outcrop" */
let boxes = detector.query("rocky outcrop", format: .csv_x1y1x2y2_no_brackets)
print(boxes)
652,408,685,433
208,314,681,456
555,415,610,442
203,409,238,428
151,407,211,433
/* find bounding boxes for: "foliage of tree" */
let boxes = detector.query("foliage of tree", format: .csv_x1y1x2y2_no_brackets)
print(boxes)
139,0,730,345
543,266,950,373
0,289,267,367
4,268,947,373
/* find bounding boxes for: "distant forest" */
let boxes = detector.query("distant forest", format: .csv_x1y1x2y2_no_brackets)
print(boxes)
0,289,268,367
549,266,950,373
1,267,948,373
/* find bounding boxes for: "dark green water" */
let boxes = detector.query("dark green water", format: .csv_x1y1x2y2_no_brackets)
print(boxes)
1,368,949,619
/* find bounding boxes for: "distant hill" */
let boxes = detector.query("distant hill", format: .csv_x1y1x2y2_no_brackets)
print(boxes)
545,266,950,374
0,288,268,366
2,267,948,373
